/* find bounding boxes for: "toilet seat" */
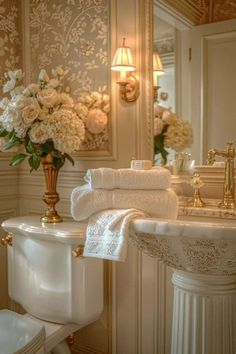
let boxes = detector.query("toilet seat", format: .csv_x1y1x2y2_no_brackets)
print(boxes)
0,310,45,354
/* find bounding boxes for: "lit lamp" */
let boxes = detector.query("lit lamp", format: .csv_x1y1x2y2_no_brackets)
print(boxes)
111,38,139,102
153,52,165,102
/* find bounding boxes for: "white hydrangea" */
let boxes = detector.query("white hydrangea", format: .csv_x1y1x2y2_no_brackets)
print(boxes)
164,118,193,151
45,109,85,153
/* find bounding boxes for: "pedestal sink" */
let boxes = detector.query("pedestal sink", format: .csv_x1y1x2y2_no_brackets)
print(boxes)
129,212,236,354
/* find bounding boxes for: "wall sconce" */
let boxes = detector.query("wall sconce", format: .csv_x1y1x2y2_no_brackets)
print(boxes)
111,38,139,102
153,52,165,102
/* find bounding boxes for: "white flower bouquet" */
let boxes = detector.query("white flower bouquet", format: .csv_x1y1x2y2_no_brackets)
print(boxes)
154,106,193,164
0,67,86,170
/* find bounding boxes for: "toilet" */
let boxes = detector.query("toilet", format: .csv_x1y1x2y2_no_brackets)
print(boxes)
0,216,104,354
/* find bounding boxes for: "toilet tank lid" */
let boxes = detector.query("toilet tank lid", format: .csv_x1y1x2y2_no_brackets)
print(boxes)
1,216,87,244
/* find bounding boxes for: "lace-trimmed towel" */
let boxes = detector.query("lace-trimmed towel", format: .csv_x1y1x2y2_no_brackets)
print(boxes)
84,209,146,261
71,184,178,222
84,167,171,190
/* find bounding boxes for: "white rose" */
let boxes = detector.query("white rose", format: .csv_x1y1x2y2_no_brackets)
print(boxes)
38,69,49,83
22,99,40,125
86,109,108,134
38,107,49,121
28,83,40,95
3,79,16,93
29,122,49,144
37,87,59,108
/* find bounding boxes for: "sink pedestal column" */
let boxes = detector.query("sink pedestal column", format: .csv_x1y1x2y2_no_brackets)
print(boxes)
171,270,236,354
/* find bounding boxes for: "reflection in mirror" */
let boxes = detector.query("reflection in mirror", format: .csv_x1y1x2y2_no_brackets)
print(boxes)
153,2,236,166
153,15,175,111
153,4,194,171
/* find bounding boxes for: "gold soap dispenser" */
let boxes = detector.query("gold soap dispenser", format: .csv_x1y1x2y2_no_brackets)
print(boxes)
188,173,206,208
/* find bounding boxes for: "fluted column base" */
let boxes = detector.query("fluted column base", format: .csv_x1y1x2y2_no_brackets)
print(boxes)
171,270,236,354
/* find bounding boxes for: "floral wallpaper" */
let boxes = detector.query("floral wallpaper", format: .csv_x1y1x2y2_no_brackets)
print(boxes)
28,0,110,152
0,0,21,92
29,0,109,96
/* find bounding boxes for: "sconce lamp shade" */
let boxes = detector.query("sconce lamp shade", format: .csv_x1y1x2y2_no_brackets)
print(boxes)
153,52,165,75
111,46,136,72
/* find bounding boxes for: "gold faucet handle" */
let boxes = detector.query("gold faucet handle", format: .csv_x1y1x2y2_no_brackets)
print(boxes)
207,148,216,165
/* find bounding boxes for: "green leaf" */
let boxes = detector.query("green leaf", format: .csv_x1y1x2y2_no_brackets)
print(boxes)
9,153,27,166
25,140,36,154
4,138,21,150
41,141,54,153
64,153,74,166
0,127,8,137
53,156,65,170
51,149,62,158
28,154,41,171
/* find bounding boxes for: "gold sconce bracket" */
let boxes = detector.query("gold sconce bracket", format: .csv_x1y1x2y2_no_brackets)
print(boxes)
72,245,84,258
117,73,139,102
1,233,13,246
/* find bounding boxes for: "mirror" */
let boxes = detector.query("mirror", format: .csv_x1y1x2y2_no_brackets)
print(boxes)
153,1,236,165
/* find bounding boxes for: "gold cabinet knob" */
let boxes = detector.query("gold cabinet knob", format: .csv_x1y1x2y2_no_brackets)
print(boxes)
1,233,13,246
72,245,84,258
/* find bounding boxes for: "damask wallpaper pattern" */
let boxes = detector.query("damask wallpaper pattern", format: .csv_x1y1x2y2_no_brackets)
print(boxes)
28,0,110,153
29,0,109,96
0,0,21,91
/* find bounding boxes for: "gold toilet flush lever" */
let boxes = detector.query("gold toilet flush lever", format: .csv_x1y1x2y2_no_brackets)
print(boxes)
1,233,13,246
72,245,84,258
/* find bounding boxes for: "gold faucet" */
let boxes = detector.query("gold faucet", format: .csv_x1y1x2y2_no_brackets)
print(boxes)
207,142,236,209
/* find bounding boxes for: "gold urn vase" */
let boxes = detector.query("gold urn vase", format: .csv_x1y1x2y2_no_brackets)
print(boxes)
41,154,62,223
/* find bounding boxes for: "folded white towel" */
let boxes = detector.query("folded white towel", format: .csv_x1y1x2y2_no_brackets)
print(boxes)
84,167,171,190
71,184,178,221
84,209,146,261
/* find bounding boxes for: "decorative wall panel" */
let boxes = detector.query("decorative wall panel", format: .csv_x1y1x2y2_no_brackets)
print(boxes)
25,0,111,154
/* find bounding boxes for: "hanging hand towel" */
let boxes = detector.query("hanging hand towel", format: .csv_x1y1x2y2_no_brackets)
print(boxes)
84,167,171,190
84,208,146,261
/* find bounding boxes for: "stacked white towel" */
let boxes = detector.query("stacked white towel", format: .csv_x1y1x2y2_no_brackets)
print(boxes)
84,166,171,190
71,184,178,221
71,167,178,262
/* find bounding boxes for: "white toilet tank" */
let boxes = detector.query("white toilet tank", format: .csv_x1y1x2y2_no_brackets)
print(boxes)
2,216,103,326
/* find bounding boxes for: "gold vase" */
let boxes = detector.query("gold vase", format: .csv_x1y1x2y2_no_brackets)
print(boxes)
41,154,63,223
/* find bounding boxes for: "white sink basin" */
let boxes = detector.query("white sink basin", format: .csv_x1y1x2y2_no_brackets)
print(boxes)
130,214,236,275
